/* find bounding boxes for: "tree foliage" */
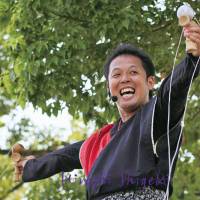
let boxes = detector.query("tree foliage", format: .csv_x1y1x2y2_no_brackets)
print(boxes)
0,0,199,125
0,0,200,199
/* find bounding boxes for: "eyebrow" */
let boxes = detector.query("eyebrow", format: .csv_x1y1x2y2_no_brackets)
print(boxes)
111,65,137,73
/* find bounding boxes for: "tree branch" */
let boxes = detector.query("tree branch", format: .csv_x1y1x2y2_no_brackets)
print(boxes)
46,8,91,27
0,143,70,156
0,182,23,200
0,149,55,156
152,21,173,32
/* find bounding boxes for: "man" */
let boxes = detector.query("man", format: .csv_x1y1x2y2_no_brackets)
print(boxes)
16,24,200,199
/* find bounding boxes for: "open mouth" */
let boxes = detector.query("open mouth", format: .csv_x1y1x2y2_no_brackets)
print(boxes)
120,87,135,97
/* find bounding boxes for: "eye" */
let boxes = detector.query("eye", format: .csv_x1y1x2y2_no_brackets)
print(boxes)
112,73,120,78
130,70,138,75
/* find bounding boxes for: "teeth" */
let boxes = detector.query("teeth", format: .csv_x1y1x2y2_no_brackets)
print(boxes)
120,87,135,94
123,93,133,97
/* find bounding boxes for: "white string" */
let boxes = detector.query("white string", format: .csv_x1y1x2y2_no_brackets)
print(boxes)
151,97,157,156
149,7,199,200
164,29,184,200
164,17,200,199
168,55,200,192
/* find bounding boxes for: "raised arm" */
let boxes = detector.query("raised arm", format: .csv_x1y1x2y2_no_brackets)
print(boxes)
18,141,84,182
154,55,200,141
153,24,200,142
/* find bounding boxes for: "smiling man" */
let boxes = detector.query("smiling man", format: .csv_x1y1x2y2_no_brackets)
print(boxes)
106,49,155,122
15,24,200,200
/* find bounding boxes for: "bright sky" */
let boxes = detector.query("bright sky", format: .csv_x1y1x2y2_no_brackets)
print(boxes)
0,104,72,149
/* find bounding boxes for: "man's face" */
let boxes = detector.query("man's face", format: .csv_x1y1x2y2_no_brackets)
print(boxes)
108,54,155,113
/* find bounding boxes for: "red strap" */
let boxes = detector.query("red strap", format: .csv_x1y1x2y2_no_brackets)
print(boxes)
79,124,113,176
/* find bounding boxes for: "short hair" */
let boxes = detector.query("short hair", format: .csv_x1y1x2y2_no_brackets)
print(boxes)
104,43,155,80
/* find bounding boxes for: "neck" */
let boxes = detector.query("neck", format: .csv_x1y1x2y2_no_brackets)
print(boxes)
119,109,135,122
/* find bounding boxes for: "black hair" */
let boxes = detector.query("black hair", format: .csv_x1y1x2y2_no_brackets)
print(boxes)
104,43,155,80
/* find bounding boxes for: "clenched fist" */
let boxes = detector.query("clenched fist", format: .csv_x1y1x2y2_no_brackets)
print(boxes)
15,155,35,181
184,23,200,56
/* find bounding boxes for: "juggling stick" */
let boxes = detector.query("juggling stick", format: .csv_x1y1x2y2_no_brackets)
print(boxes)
11,143,25,182
177,4,198,56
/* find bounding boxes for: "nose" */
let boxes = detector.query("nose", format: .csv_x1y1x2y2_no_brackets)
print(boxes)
120,73,130,83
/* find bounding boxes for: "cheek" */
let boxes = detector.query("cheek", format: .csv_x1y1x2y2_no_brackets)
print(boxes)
133,78,143,86
109,79,118,91
135,80,149,92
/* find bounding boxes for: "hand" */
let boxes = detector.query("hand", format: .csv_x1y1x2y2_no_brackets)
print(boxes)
183,22,200,56
15,155,35,179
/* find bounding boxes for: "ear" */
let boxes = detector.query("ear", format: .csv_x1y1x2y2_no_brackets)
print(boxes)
147,76,155,90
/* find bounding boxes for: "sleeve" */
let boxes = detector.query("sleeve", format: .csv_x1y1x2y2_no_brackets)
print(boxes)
22,140,84,182
153,54,200,142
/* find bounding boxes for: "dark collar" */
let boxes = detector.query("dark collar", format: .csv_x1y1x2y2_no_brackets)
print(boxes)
110,119,121,137
110,114,135,137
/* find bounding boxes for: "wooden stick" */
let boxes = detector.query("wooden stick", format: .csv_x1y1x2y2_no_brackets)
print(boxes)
178,15,198,56
11,143,25,182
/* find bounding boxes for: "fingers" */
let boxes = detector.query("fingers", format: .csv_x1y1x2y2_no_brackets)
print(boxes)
183,23,200,56
15,165,23,177
16,159,26,168
183,25,200,43
14,160,25,181
14,163,23,182
187,34,200,46
14,155,35,181
10,144,34,182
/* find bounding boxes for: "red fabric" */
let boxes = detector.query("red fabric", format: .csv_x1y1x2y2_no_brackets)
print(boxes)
79,124,114,176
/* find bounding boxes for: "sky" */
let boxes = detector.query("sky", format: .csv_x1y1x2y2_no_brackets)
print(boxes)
0,104,72,149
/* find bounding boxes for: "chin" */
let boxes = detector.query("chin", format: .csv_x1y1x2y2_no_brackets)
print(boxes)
119,102,139,113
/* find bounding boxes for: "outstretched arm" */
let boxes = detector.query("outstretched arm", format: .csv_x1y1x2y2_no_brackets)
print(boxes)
17,141,84,182
154,24,200,142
